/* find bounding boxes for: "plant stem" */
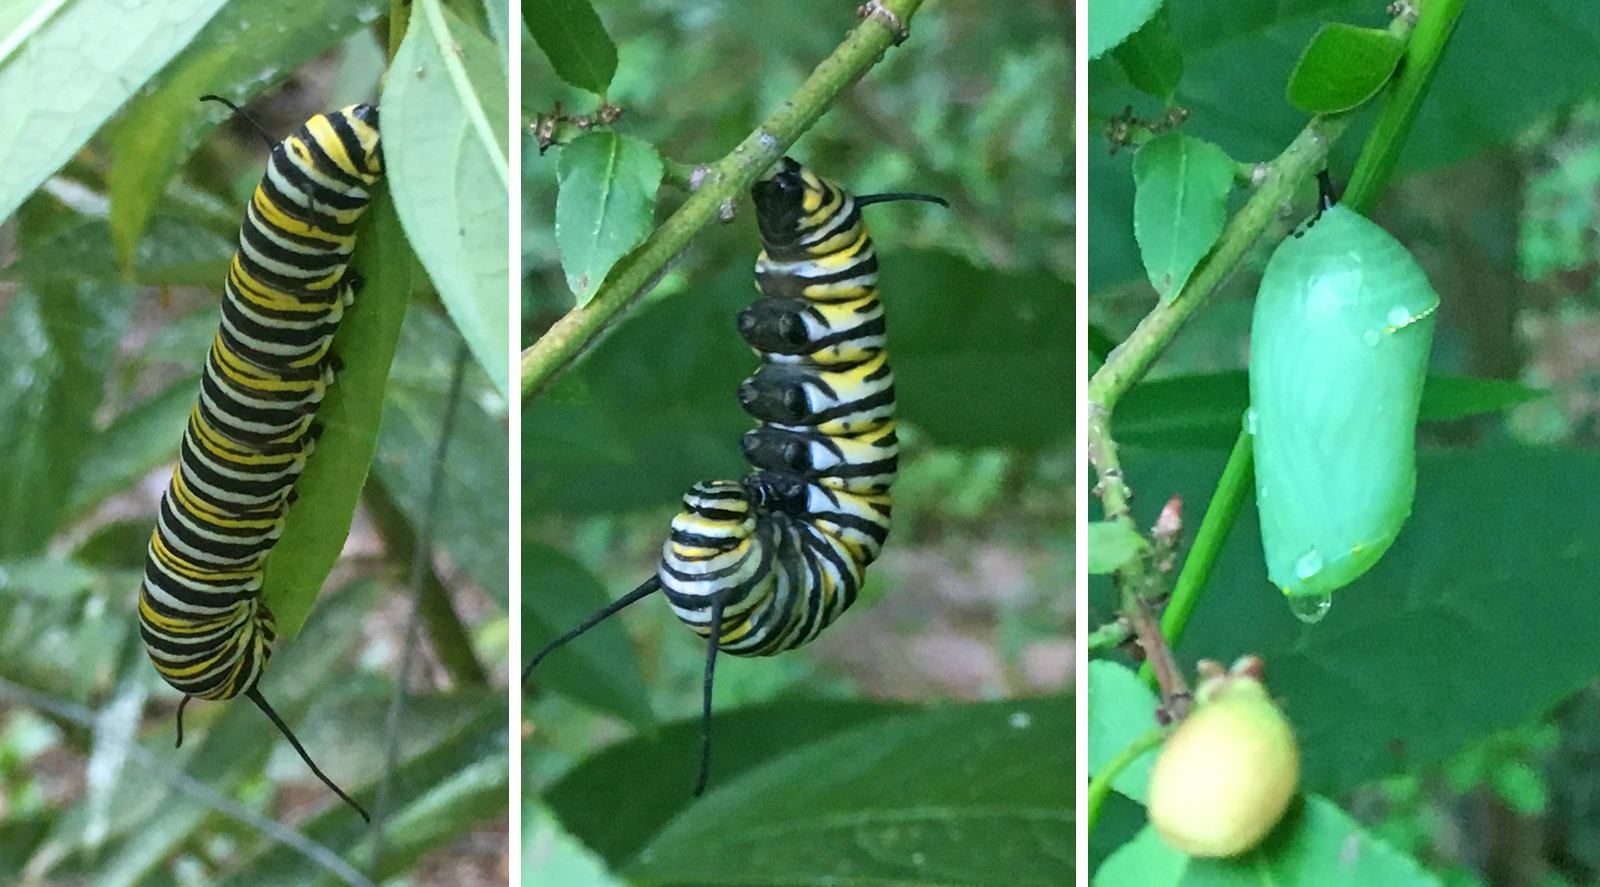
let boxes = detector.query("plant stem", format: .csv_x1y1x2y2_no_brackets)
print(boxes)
1345,0,1465,213
1086,113,1352,415
1139,428,1253,688
1085,724,1167,837
1086,617,1131,653
1087,113,1351,706
520,0,926,403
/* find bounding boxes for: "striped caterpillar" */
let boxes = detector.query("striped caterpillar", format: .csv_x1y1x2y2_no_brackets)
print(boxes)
525,157,943,794
137,100,383,820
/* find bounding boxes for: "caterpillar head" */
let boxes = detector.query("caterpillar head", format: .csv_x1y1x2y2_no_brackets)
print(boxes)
743,471,809,513
751,157,844,253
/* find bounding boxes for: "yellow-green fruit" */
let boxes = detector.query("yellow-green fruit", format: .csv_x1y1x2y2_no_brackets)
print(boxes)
1146,675,1299,857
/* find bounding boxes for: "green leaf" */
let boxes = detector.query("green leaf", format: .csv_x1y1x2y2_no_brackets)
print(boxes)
0,280,133,557
890,253,1072,448
385,0,512,397
1093,796,1444,887
1087,660,1161,802
260,192,412,637
1132,132,1235,300
546,699,914,867
1416,376,1548,422
1121,447,1600,797
1491,760,1547,816
521,259,750,514
105,0,386,268
1286,23,1405,115
522,541,653,729
524,803,631,887
524,0,618,97
0,0,228,226
1115,372,1250,449
1116,372,1547,449
1087,0,1164,60
66,376,195,518
623,696,1073,887
1113,7,1183,100
1088,523,1149,575
0,214,234,287
71,518,150,570
554,131,662,304
1089,2,1600,291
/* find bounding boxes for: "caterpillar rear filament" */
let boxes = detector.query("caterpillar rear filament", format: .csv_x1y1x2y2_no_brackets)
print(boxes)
524,157,944,794
138,98,383,821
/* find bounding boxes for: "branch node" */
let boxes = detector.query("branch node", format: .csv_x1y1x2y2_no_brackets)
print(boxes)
1388,1,1419,24
859,0,909,44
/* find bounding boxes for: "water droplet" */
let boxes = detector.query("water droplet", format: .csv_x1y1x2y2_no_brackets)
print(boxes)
1288,592,1333,624
1362,328,1381,346
911,852,927,866
1008,711,1032,729
1242,408,1258,434
1294,548,1323,580
1387,305,1413,329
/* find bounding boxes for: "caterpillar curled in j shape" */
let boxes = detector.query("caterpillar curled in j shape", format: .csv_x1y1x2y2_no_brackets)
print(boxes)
137,96,383,821
522,156,945,796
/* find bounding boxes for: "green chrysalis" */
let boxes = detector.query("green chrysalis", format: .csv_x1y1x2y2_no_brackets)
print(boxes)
1248,192,1438,601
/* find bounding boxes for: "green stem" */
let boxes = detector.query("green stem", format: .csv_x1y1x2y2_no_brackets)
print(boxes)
1086,617,1131,653
1087,115,1352,701
1085,725,1167,837
1139,428,1253,689
1345,0,1466,213
520,0,926,402
660,157,701,191
1086,113,1352,414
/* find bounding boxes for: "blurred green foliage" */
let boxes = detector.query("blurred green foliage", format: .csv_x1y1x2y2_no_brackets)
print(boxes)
0,3,509,885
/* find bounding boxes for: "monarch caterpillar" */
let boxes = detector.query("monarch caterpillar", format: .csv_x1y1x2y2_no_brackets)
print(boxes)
524,157,944,794
137,98,383,821
1248,173,1437,602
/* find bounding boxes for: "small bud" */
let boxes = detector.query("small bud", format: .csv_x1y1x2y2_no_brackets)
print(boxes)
1146,668,1299,857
